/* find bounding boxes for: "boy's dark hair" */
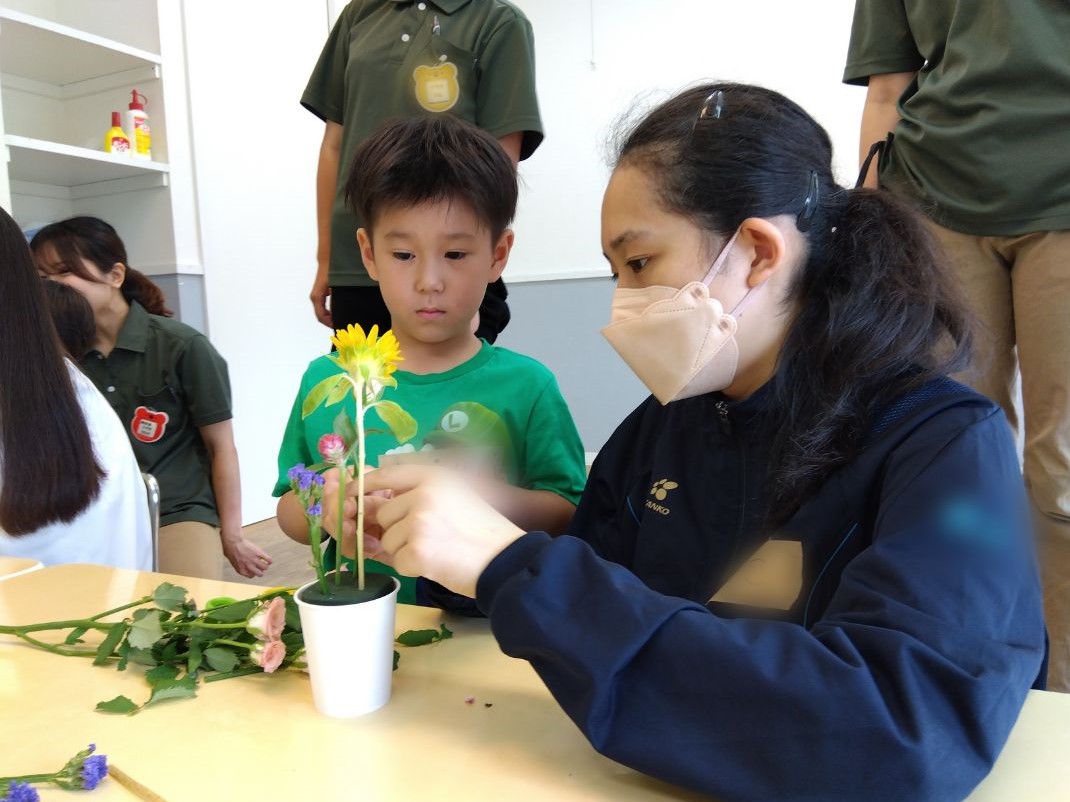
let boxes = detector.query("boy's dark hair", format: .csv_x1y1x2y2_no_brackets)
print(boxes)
43,280,97,360
344,115,518,241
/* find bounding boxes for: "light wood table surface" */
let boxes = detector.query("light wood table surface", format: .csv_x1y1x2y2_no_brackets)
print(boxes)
1,564,1068,801
0,556,42,581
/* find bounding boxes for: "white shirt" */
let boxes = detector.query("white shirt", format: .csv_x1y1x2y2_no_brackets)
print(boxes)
0,361,152,569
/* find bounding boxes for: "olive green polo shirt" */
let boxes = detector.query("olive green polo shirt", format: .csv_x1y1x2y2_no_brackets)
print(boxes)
302,0,544,286
844,0,1070,236
79,302,232,527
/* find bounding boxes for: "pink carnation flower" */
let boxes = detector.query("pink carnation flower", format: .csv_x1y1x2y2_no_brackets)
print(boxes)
251,639,286,673
246,597,286,641
318,433,346,463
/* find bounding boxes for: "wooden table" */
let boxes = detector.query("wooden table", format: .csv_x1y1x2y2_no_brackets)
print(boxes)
1,564,1068,801
0,556,41,581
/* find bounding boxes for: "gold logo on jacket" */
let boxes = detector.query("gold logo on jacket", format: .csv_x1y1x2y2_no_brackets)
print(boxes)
645,479,678,516
414,62,459,112
709,539,803,610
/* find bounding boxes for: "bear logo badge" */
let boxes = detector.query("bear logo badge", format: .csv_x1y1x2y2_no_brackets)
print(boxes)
131,406,169,444
414,62,460,112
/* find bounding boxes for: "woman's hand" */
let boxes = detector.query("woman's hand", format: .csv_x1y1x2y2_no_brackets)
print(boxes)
363,465,525,599
222,533,273,578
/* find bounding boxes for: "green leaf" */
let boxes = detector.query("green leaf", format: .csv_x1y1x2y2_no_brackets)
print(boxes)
153,582,189,612
202,599,256,623
187,639,203,675
302,373,346,418
395,624,453,647
127,647,158,666
127,609,164,649
282,595,302,633
95,695,140,715
64,626,89,645
372,400,417,445
93,621,127,666
145,664,180,686
203,647,240,673
325,378,352,407
116,641,131,672
393,650,400,671
145,676,198,706
333,410,358,449
204,596,238,611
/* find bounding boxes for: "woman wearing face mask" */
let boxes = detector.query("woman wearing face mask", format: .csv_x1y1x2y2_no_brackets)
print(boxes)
326,83,1045,802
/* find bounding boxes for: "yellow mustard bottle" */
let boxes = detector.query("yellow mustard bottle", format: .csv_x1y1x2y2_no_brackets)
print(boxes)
104,111,130,155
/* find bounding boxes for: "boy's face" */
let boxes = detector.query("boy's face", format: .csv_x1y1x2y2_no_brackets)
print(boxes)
357,199,512,350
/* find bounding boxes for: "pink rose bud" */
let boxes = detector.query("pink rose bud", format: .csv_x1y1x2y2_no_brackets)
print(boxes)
246,596,287,641
318,433,347,463
251,639,286,673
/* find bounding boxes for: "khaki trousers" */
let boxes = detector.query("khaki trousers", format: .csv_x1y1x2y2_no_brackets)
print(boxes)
158,521,224,580
930,223,1070,691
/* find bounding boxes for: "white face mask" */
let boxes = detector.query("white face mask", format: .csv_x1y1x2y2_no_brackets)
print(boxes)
601,231,762,404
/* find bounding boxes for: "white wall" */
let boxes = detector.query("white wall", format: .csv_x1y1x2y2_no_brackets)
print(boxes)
182,0,331,522
509,0,865,281
178,0,868,523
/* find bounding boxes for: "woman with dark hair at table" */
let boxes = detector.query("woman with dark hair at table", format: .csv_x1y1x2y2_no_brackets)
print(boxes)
0,207,150,569
327,83,1046,802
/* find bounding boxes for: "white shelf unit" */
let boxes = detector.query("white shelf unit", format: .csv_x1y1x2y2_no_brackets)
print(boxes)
0,1,198,279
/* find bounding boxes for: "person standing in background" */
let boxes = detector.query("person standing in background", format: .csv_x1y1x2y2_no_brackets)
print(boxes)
302,0,543,341
844,0,1070,691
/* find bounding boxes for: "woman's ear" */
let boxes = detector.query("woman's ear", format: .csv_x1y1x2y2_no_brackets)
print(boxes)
738,218,788,289
107,262,127,288
489,228,514,282
356,229,379,281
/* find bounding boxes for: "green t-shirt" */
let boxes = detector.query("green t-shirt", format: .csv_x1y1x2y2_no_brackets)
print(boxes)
79,302,232,527
844,0,1070,236
302,0,544,286
274,341,587,604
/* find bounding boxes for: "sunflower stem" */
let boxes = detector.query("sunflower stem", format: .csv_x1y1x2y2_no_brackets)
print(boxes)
355,377,367,592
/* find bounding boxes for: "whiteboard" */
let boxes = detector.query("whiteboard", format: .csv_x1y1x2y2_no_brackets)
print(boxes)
508,0,865,282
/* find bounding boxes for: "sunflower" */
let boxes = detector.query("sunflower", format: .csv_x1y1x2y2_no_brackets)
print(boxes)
329,324,403,385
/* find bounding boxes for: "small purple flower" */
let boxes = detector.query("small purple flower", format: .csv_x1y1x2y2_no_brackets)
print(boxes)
298,470,314,492
79,753,108,791
2,782,40,802
306,503,323,518
312,473,326,486
287,463,306,481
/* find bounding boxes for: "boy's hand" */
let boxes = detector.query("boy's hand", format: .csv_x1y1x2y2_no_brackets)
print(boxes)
363,465,525,599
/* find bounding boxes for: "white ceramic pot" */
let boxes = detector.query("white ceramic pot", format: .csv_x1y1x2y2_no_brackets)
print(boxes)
295,576,400,717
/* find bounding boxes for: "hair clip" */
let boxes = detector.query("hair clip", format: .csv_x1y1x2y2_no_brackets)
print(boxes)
690,90,725,140
797,170,820,231
699,89,725,121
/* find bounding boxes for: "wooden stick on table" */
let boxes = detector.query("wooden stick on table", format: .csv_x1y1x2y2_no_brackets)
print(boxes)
107,764,170,802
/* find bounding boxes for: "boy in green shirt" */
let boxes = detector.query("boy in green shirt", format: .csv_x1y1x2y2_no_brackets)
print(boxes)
274,115,586,606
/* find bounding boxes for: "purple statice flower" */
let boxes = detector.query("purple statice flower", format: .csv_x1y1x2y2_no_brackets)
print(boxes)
287,463,306,482
2,782,40,802
78,753,108,791
312,473,326,486
306,503,323,518
298,470,314,492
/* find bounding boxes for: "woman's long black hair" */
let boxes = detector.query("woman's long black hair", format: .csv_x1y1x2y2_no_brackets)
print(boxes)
616,83,972,523
0,207,103,534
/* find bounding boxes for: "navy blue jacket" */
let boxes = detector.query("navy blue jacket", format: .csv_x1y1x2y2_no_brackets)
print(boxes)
475,379,1045,802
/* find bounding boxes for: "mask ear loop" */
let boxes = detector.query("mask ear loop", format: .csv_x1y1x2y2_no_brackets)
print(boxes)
855,136,889,188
